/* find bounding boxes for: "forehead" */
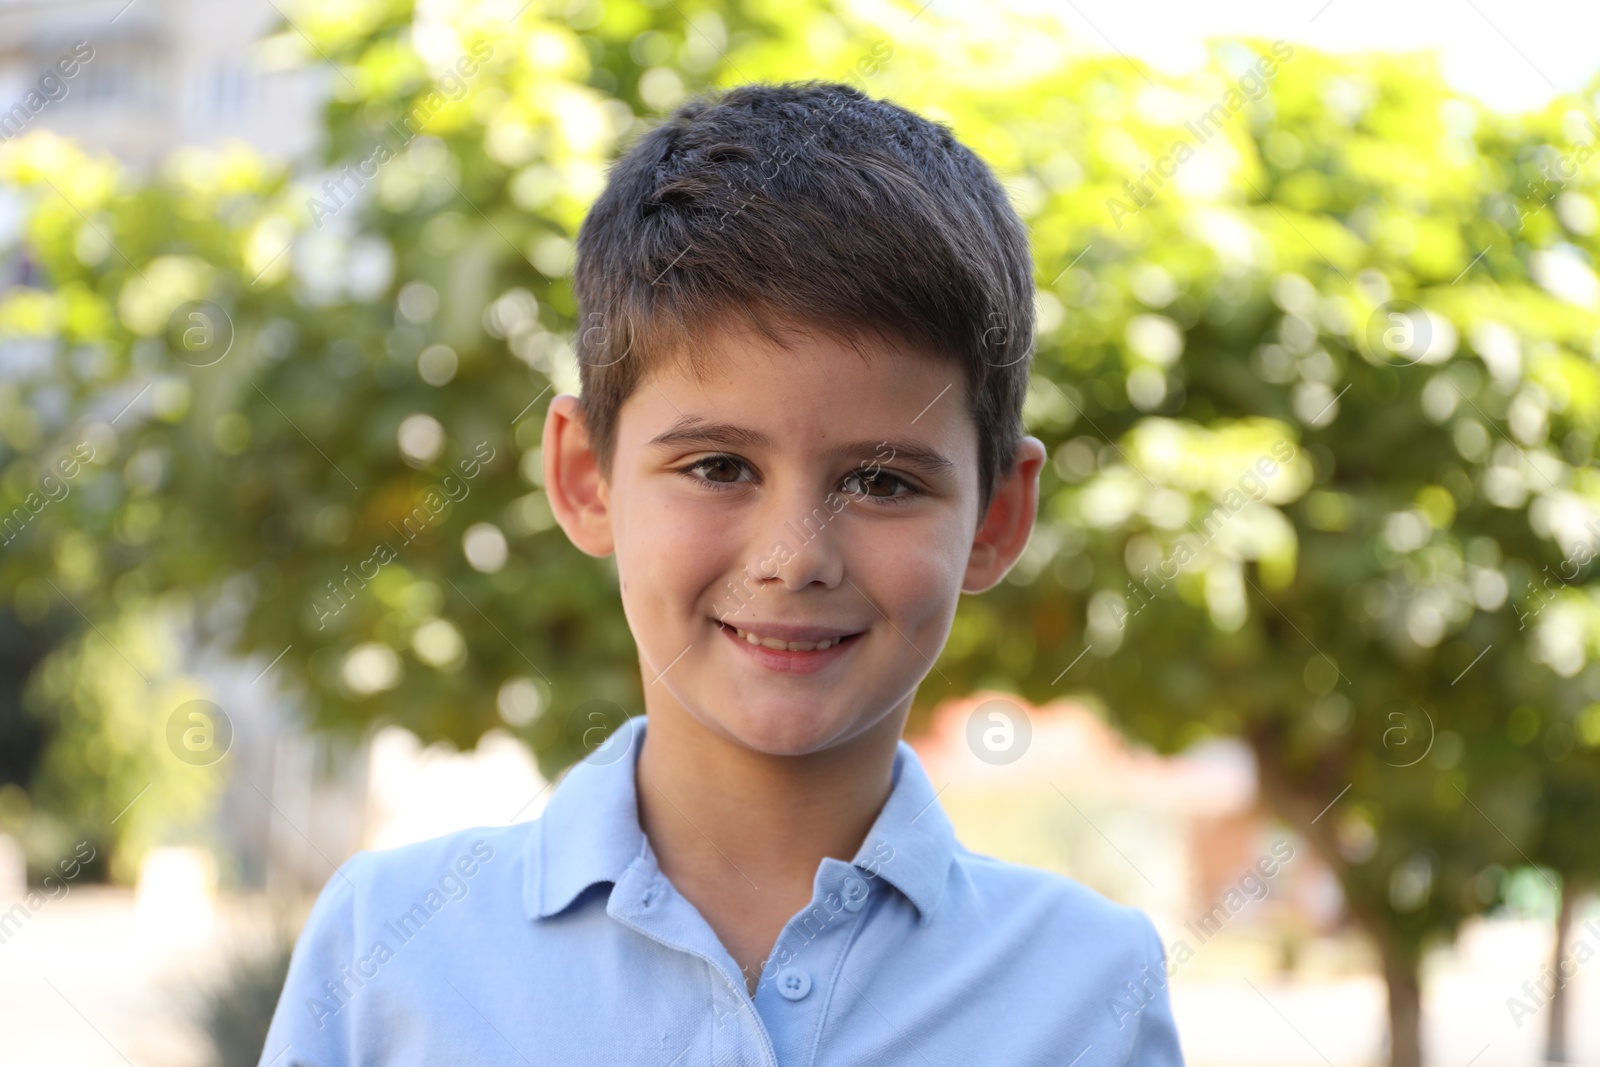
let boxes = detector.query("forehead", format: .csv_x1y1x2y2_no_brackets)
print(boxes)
619,320,977,458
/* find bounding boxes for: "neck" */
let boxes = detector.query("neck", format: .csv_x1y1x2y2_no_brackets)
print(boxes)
634,703,905,895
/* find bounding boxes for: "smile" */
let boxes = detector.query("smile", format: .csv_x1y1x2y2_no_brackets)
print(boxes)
728,626,847,652
712,620,866,666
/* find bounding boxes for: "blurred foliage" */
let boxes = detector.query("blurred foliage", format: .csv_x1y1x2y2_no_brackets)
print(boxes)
984,46,1600,977
23,597,224,882
2,1,1600,1061
194,924,296,1067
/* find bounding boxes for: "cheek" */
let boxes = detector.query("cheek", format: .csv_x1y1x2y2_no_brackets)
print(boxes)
853,512,969,623
615,484,736,610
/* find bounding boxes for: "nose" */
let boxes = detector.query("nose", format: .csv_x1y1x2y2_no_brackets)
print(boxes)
747,485,845,592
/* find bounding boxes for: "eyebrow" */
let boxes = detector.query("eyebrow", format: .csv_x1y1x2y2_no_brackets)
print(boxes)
645,417,956,476
835,440,956,476
646,417,770,451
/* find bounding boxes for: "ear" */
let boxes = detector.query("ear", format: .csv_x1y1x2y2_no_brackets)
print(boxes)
962,436,1047,594
542,394,614,558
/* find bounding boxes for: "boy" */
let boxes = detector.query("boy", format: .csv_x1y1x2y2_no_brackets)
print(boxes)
261,80,1184,1066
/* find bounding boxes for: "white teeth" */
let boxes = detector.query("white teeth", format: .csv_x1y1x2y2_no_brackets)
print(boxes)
732,626,841,652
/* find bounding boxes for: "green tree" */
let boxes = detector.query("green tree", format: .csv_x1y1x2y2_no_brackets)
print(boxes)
1529,744,1600,1062
2,5,1599,1066
934,42,1600,1067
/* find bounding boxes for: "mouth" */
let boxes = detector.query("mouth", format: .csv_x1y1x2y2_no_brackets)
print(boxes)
713,619,866,670
721,623,861,651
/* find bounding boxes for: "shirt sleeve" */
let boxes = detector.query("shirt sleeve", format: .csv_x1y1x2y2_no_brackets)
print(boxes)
258,853,366,1067
1123,912,1185,1067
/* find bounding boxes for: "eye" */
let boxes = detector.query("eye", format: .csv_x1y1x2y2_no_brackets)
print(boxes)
678,454,752,487
840,468,916,500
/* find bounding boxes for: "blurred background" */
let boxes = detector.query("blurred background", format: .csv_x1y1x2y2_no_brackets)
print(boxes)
1,0,1598,1064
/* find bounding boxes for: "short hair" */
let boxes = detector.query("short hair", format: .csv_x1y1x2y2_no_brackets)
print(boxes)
571,79,1035,509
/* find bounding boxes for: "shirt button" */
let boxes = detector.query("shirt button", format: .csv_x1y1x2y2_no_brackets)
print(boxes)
842,875,870,912
776,967,812,1001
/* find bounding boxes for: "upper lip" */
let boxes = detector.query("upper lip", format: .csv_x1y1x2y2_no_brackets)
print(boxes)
716,620,864,642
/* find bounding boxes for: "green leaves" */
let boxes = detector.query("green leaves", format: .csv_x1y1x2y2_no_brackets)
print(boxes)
0,4,1597,968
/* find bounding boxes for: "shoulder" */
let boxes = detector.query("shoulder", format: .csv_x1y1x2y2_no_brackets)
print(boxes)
331,821,532,916
946,842,1163,965
931,847,1183,1063
262,824,538,1060
352,822,528,881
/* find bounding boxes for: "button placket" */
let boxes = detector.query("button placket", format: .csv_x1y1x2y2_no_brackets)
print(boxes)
609,860,780,1067
751,861,875,1066
776,967,812,1000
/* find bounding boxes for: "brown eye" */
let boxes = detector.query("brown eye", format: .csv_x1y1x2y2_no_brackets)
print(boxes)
682,455,749,486
842,470,910,498
701,457,741,482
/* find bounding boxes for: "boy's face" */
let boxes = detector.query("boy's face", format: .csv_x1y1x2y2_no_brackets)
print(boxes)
544,322,1044,758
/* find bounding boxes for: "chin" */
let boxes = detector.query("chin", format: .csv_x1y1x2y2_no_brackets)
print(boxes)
704,696,862,758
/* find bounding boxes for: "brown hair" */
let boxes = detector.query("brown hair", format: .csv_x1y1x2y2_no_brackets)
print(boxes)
571,79,1035,508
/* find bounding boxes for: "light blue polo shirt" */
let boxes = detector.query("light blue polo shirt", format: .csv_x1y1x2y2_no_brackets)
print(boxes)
260,714,1184,1065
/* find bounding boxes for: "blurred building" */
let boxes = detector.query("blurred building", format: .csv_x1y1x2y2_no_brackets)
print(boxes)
909,692,1342,947
0,0,322,170
216,688,548,896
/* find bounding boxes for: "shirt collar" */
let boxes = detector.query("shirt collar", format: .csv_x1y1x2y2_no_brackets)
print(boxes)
524,713,957,924
523,714,649,921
